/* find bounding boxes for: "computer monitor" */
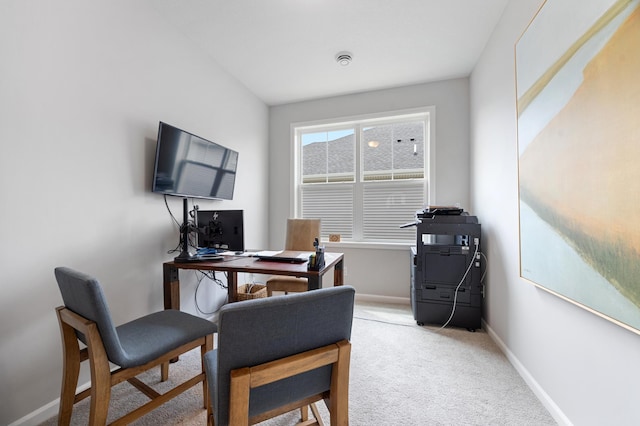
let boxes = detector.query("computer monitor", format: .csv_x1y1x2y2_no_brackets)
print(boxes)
196,210,244,253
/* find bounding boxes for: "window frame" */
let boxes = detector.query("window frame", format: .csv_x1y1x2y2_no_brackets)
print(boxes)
291,107,436,245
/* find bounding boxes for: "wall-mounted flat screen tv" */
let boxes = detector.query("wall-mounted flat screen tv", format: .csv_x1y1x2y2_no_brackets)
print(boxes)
152,122,238,200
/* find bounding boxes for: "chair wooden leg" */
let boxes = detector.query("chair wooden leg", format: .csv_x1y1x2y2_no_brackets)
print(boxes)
86,323,112,426
58,361,80,425
309,403,323,426
56,308,81,426
328,341,351,426
161,361,169,382
298,403,323,426
202,334,213,408
296,402,324,426
58,350,81,426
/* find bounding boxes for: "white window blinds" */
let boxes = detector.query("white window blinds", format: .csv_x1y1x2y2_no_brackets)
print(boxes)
295,109,431,244
362,181,425,242
301,184,354,240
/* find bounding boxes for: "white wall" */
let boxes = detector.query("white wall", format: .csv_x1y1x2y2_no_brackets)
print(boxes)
470,1,640,424
268,79,471,298
0,1,269,424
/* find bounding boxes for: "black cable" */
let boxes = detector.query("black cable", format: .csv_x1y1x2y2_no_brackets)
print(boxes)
440,242,479,329
194,272,217,315
164,195,183,254
164,195,200,254
194,270,228,315
164,194,181,228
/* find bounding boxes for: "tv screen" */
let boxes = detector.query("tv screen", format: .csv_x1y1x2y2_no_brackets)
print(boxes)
152,122,238,200
197,210,245,253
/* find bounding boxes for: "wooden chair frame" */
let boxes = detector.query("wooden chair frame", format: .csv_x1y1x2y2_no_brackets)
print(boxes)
266,218,321,296
207,339,351,426
56,306,213,425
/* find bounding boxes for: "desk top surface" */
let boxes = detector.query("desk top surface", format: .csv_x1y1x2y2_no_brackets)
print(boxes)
165,252,343,276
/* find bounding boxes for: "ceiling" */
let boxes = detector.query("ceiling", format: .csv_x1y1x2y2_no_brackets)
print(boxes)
149,0,510,106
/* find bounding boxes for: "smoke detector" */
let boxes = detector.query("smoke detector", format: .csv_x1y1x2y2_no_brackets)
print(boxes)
335,51,353,66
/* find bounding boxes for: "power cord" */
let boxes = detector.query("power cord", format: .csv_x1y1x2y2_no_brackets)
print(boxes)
164,194,181,228
164,195,199,255
440,241,480,329
194,270,227,315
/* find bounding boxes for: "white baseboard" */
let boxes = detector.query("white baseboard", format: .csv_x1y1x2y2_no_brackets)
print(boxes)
355,293,411,305
9,381,91,426
7,398,59,426
483,320,572,426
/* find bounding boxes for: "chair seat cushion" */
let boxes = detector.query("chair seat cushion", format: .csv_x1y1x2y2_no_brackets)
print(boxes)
115,310,216,368
266,276,307,284
204,349,330,421
266,276,308,294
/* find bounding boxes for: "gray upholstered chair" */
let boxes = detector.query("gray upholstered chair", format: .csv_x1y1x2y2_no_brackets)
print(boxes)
54,266,217,425
205,285,355,426
266,218,321,296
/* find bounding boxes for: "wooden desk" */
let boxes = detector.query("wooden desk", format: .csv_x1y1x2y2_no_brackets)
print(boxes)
163,252,344,310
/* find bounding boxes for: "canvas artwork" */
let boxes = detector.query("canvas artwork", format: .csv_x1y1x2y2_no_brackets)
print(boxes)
516,0,640,333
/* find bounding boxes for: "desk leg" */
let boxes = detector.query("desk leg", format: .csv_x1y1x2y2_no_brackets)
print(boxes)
334,258,344,286
163,263,181,363
163,263,180,310
228,272,238,302
308,275,321,291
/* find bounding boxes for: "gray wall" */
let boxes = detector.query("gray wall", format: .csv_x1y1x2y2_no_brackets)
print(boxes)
268,79,471,298
0,2,269,424
470,1,640,424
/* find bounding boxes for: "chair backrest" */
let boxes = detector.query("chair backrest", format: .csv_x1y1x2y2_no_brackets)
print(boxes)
211,285,355,426
54,267,128,366
285,218,321,251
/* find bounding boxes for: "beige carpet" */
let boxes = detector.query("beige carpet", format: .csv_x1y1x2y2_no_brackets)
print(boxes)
39,301,556,425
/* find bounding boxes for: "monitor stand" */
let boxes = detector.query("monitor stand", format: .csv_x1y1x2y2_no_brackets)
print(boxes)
174,197,197,263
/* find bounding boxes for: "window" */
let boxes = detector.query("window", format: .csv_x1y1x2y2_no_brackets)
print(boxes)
294,109,433,244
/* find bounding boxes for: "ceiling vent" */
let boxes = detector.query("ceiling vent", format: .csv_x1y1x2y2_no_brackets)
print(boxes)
335,52,353,66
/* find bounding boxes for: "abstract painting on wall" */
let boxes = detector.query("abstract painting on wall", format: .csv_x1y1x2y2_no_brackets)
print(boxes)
516,0,640,334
